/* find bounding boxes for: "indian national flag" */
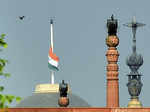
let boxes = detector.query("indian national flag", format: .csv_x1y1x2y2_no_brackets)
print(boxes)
48,47,59,71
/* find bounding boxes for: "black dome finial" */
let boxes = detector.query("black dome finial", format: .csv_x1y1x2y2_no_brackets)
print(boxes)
107,15,118,35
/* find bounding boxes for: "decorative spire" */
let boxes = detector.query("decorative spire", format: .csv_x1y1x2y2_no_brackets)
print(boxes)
124,17,145,107
124,17,145,74
123,17,145,53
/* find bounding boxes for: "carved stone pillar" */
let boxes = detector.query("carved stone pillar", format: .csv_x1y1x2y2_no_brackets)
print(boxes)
106,15,119,107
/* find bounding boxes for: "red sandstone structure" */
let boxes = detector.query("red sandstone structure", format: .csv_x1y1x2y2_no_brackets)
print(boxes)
105,15,119,107
106,35,119,107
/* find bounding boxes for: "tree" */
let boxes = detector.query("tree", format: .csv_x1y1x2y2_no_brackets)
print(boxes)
0,34,21,108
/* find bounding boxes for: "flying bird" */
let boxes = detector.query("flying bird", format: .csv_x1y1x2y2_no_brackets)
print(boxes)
19,16,25,20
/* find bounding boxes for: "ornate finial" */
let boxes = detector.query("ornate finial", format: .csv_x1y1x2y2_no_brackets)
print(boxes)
50,19,53,24
50,16,56,24
59,80,68,97
123,17,145,45
124,17,144,70
106,15,119,47
58,80,69,107
107,15,118,35
124,17,145,107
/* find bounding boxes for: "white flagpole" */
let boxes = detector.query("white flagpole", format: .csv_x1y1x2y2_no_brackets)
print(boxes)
51,72,54,84
50,20,54,52
50,19,54,84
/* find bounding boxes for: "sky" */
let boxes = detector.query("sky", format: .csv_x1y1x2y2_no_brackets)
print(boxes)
0,0,150,107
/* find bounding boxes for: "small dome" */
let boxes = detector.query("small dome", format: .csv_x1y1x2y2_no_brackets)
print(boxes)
15,93,90,107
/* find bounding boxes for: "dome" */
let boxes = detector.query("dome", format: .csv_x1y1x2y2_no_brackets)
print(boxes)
15,93,90,107
15,83,90,107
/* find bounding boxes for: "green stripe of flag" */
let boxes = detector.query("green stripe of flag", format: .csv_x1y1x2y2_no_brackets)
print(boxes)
48,63,59,71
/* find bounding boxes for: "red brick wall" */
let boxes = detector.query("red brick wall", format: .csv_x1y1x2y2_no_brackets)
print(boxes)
0,107,150,112
0,107,110,112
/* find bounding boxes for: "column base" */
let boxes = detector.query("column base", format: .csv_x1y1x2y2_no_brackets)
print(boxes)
128,98,142,108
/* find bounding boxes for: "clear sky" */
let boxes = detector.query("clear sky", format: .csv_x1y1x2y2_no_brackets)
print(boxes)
0,0,150,107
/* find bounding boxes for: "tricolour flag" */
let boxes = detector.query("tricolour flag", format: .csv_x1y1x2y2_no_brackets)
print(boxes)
48,47,59,71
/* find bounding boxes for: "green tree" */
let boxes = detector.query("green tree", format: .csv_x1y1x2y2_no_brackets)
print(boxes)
0,34,21,108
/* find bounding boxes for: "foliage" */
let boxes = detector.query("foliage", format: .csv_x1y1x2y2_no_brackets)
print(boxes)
0,34,21,108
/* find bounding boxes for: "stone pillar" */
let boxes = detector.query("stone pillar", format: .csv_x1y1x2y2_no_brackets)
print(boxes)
106,15,119,107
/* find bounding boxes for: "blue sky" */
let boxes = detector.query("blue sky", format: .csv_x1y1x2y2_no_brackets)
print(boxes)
0,0,150,107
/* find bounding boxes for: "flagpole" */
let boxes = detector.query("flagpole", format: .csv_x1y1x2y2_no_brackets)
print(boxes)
50,19,55,84
51,71,54,84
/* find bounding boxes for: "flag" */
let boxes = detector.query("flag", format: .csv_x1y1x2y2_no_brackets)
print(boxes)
48,47,59,71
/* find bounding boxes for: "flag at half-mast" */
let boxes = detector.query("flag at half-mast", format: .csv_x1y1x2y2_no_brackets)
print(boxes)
48,19,59,71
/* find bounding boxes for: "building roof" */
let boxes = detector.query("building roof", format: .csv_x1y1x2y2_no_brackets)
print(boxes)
15,93,90,107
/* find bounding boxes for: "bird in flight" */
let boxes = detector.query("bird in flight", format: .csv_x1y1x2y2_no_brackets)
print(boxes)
19,16,25,20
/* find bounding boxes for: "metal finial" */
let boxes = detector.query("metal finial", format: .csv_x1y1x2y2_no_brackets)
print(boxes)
50,16,56,24
125,17,144,107
50,19,53,24
123,17,145,31
107,15,118,35
123,17,145,53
